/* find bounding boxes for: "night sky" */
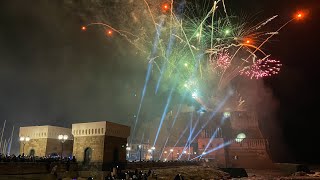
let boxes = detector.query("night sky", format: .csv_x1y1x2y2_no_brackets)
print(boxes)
0,0,319,164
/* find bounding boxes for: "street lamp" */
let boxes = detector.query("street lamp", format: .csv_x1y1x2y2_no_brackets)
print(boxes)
19,136,30,155
170,149,174,161
138,145,142,162
58,134,68,158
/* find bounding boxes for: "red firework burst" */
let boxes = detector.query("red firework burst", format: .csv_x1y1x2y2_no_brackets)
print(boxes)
240,58,282,79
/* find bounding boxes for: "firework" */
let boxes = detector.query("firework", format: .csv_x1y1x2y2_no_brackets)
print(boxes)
78,0,303,146
240,58,282,79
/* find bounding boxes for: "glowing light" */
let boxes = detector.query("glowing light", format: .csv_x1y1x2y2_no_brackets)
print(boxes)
223,112,231,118
296,12,304,19
192,92,197,99
107,30,113,36
235,133,246,142
245,39,251,44
224,29,231,35
162,4,170,11
170,149,173,152
184,63,188,67
81,26,86,31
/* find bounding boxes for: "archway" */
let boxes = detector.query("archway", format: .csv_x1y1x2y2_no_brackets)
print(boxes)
83,147,92,165
29,149,35,156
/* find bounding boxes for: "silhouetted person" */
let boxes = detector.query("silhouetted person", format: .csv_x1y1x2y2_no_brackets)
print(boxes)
174,174,184,180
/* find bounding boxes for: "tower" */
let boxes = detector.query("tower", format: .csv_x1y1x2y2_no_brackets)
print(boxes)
72,121,130,169
197,111,273,168
19,125,73,157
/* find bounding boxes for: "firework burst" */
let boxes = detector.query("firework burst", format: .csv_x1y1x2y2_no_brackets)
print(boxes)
240,57,282,79
78,0,299,122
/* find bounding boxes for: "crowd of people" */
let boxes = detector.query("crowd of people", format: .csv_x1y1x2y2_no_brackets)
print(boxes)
0,153,76,163
103,168,158,180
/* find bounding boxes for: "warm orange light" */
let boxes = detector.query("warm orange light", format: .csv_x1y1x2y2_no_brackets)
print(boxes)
246,40,251,44
162,3,170,11
296,12,304,19
81,26,86,31
107,30,113,36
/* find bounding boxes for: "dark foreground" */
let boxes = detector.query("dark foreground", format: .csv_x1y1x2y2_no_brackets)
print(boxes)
0,163,320,180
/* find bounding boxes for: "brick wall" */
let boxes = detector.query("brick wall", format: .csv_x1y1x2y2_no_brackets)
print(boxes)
73,136,105,162
103,136,127,163
20,139,47,156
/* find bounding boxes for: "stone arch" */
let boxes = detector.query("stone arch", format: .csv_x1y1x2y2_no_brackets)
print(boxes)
29,149,35,156
83,147,92,165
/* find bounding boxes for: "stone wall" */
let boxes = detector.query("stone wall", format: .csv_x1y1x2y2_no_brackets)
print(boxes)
73,136,105,162
198,138,226,167
46,138,73,157
20,138,47,156
226,139,273,169
103,136,127,163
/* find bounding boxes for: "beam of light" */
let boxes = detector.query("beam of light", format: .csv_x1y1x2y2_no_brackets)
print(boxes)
209,92,232,119
139,131,145,146
199,116,225,159
200,128,219,159
130,62,152,145
159,105,183,159
189,94,231,144
159,94,187,159
191,140,232,161
178,113,201,160
159,134,170,160
174,126,189,147
165,125,189,160
171,103,183,129
153,87,174,147
155,28,176,94
130,17,165,144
